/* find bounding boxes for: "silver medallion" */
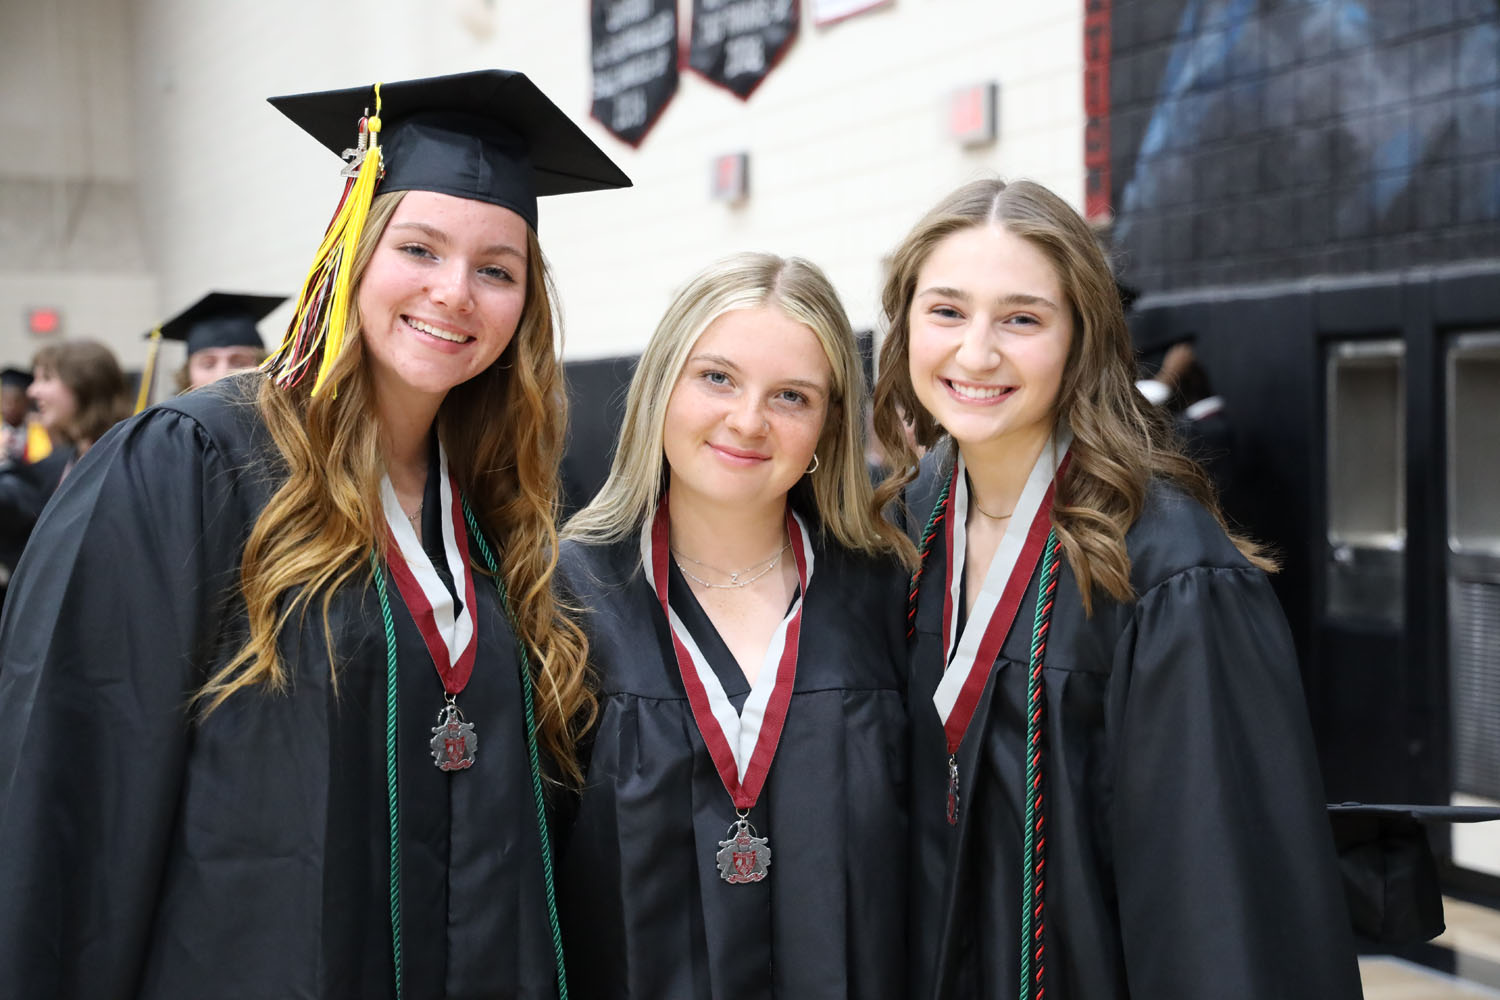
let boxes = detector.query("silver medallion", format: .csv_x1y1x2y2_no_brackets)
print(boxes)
946,753,960,826
430,700,477,771
715,815,771,884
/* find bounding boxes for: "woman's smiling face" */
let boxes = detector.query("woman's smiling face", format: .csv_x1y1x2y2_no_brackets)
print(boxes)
662,304,832,512
356,190,531,411
906,223,1072,456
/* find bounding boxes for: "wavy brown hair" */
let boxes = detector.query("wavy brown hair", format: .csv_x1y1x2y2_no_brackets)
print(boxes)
31,340,129,447
873,178,1272,613
197,190,595,781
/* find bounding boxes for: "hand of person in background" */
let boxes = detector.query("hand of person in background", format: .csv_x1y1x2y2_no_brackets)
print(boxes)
1157,341,1196,391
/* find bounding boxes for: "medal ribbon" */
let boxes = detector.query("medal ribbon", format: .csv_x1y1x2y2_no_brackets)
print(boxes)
933,431,1071,755
642,503,814,811
379,445,479,695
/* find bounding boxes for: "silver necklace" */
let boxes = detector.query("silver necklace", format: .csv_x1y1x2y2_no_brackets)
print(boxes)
673,541,790,590
404,502,423,524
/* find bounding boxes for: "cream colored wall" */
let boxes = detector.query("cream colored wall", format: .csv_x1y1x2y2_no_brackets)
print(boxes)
0,0,157,369
125,0,1085,362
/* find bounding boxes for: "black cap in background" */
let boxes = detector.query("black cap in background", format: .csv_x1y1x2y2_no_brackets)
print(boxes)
151,292,285,356
1327,802,1500,947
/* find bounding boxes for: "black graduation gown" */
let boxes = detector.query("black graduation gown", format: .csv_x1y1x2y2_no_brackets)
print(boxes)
906,473,1364,1000
555,532,910,999
0,376,559,1000
0,445,74,606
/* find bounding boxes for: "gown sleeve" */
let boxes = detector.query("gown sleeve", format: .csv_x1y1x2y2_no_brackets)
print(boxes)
1108,564,1364,1000
0,408,246,999
0,462,46,564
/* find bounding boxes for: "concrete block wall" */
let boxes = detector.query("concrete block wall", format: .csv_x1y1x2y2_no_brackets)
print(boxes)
125,0,1088,360
1109,0,1500,293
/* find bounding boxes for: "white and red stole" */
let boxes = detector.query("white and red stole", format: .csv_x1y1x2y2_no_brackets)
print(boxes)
640,504,814,810
934,430,1072,756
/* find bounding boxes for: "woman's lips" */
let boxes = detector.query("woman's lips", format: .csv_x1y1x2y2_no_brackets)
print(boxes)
709,443,770,465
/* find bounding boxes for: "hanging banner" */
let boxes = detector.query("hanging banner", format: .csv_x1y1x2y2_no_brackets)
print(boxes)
688,0,800,101
591,0,680,147
812,0,890,26
1083,0,1112,220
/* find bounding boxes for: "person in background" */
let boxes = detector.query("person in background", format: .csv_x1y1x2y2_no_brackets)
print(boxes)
132,292,285,414
1136,338,1233,498
557,252,912,999
873,178,1361,1000
26,339,128,484
1,368,33,463
164,291,284,392
0,342,127,611
0,70,630,998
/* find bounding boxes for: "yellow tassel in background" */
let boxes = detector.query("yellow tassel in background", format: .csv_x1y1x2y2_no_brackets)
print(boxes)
134,327,163,415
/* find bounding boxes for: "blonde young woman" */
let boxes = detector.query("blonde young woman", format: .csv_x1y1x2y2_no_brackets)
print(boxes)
558,253,911,999
873,180,1362,1000
0,71,628,999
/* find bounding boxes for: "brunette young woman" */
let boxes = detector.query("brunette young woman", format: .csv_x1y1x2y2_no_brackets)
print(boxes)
557,253,912,999
873,179,1362,1000
0,70,629,999
27,338,129,475
0,340,127,607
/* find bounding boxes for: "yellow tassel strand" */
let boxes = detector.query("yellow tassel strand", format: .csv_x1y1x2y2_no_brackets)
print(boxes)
312,103,382,397
267,83,384,398
134,327,163,414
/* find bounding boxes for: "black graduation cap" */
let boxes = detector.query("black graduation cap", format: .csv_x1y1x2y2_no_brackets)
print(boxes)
1327,802,1500,946
268,70,633,232
0,367,31,390
154,292,285,356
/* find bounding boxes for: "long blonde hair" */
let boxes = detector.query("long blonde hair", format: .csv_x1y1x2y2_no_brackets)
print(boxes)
873,179,1272,612
199,190,595,781
565,251,905,560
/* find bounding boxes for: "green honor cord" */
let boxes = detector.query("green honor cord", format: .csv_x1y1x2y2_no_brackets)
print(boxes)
1019,529,1061,1000
370,494,569,1000
909,475,1062,1000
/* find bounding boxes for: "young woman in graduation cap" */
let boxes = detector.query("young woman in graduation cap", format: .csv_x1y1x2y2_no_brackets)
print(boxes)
557,252,912,998
0,70,628,999
873,179,1364,999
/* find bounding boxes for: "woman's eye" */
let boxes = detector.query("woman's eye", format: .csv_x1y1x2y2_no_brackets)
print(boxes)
1007,313,1039,327
701,370,731,386
931,305,962,320
398,243,435,260
479,265,514,282
778,390,808,406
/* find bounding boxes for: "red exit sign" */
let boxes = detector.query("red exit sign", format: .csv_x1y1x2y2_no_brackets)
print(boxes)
27,307,62,336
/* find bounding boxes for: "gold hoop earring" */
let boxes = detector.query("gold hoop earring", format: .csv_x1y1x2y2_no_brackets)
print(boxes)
806,453,820,475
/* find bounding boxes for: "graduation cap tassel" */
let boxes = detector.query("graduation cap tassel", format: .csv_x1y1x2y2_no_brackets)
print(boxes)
265,84,385,397
134,327,163,415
